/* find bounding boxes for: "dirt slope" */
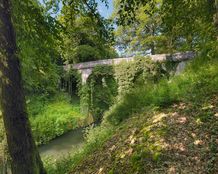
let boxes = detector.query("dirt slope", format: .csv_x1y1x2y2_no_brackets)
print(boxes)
72,95,218,174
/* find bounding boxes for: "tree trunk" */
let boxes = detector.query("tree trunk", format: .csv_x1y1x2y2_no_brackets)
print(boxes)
215,0,218,38
150,44,155,55
0,0,46,173
150,25,155,55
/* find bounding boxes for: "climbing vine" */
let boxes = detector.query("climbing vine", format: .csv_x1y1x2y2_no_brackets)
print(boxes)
82,65,118,122
62,56,178,123
39,54,180,138
114,56,171,96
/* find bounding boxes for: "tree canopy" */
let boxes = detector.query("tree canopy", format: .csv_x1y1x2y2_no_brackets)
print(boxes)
59,7,117,63
114,0,217,56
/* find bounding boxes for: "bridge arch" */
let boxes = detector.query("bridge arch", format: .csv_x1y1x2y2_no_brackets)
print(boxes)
85,65,118,122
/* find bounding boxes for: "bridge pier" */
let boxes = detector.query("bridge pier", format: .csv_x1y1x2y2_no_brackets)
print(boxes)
79,68,93,84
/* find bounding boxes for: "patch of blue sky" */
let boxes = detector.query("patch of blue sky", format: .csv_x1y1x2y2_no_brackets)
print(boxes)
96,0,113,19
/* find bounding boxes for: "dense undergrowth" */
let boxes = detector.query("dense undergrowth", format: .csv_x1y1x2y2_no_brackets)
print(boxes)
44,48,218,173
28,93,86,145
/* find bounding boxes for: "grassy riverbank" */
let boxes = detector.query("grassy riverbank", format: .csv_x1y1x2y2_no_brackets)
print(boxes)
28,93,86,145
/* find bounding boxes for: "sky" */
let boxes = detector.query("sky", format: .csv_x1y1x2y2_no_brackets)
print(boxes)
97,0,114,19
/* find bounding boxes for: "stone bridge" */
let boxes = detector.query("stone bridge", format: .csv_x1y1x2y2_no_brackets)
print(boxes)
63,52,195,84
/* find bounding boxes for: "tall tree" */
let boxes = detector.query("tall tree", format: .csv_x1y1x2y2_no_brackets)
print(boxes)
0,0,46,173
114,0,166,55
59,0,117,63
117,0,217,51
59,14,117,63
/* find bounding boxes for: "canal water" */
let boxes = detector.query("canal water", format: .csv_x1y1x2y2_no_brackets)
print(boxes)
39,128,85,159
0,128,85,173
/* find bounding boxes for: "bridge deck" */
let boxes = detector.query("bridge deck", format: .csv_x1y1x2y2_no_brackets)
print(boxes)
63,51,195,71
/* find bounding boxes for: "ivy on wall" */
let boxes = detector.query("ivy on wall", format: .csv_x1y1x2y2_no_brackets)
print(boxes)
62,56,178,123
84,65,118,122
114,56,171,96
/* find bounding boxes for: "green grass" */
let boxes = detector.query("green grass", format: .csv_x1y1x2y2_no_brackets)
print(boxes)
28,93,86,145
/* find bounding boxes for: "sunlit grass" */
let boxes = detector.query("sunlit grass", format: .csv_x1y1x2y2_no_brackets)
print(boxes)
28,93,86,145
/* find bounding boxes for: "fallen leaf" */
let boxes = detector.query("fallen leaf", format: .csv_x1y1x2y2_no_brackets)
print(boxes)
177,117,187,124
194,139,204,146
109,145,116,151
125,148,133,156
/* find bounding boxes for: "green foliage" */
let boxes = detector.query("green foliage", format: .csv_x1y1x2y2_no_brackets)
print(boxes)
105,51,218,125
79,57,172,123
3,0,217,172
28,93,85,145
40,33,217,174
12,0,61,94
114,0,217,55
114,56,169,96
63,69,82,97
161,0,216,51
72,45,102,62
114,0,166,55
59,10,117,63
79,85,90,115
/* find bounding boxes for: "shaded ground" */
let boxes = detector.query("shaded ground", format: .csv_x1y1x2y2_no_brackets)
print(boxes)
71,94,218,174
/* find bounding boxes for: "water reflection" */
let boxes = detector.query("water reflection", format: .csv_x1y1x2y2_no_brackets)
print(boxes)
39,128,85,158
